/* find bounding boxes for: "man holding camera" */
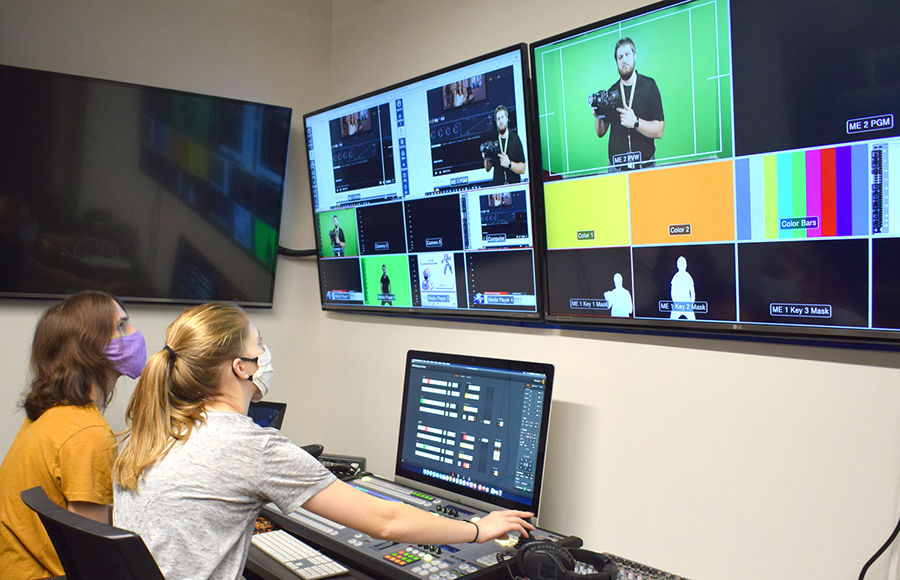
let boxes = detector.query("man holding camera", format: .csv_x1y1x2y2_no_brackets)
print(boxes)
483,105,525,185
591,37,664,171
329,214,346,256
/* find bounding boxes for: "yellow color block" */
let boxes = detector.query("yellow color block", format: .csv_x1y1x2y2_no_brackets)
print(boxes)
544,174,630,249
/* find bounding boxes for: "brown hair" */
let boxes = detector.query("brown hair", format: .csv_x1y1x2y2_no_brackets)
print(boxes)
113,302,250,491
614,37,636,60
21,291,122,421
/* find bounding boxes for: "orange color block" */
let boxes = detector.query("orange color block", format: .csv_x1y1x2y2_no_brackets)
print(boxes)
629,161,735,245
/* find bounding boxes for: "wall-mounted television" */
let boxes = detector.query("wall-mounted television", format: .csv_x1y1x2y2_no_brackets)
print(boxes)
531,0,900,345
304,45,542,319
0,64,291,307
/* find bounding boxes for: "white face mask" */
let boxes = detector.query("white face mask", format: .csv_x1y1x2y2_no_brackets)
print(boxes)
246,345,274,402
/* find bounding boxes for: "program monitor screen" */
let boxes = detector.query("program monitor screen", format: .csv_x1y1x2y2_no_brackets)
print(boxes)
305,45,541,319
395,351,554,515
532,0,900,345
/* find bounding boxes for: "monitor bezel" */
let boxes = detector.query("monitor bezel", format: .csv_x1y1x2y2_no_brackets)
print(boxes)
394,350,555,516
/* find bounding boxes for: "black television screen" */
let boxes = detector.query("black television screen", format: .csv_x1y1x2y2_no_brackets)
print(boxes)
395,351,554,515
0,64,291,306
304,45,542,319
531,0,900,345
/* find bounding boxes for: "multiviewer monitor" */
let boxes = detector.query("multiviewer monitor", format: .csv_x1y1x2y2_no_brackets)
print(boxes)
0,64,291,306
304,45,542,319
531,0,900,345
395,351,554,515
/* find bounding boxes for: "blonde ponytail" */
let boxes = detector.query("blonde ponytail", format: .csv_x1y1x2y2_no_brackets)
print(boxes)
113,303,250,490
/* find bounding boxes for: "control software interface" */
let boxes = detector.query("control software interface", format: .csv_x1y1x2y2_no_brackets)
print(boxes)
395,351,554,514
306,46,540,318
532,0,900,340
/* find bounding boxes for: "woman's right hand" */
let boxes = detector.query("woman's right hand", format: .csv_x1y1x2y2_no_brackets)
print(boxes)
471,509,535,543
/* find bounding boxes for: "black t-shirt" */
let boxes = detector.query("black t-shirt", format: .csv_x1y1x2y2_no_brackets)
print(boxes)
491,131,525,185
330,226,345,256
606,72,664,170
330,226,345,244
381,273,391,293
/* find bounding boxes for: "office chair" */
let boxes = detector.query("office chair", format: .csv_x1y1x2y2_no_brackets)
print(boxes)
20,486,165,580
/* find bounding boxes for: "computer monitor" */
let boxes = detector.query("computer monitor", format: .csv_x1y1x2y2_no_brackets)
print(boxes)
304,45,542,320
248,401,287,429
395,351,554,515
531,0,900,347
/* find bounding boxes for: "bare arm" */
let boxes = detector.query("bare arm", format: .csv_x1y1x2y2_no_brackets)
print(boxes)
498,154,525,176
616,108,664,139
595,115,609,138
302,480,534,544
68,501,111,525
637,119,664,139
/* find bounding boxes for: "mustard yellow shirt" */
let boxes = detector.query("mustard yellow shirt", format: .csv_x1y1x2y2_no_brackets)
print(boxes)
0,404,115,579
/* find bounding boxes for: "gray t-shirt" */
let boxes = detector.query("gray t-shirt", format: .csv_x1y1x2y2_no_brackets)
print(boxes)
114,411,336,580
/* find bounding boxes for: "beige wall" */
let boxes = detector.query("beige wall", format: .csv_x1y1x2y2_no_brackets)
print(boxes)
2,2,900,579
0,0,331,497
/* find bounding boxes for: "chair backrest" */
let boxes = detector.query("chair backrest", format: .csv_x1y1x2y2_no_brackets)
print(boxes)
20,487,166,580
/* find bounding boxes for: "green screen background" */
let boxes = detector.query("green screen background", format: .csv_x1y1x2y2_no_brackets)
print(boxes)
362,255,412,307
533,0,733,177
317,208,359,258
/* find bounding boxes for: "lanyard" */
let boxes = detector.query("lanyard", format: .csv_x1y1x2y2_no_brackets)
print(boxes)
619,73,636,111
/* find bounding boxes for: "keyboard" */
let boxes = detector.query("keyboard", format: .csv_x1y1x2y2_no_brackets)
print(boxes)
251,529,349,579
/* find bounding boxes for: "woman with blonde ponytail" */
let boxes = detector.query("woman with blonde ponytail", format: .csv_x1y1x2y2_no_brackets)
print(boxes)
113,302,246,492
113,303,534,580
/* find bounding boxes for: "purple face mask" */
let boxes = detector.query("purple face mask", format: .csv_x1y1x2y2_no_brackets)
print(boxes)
105,330,148,379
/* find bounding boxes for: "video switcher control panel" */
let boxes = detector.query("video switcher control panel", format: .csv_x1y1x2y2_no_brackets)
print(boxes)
262,475,577,580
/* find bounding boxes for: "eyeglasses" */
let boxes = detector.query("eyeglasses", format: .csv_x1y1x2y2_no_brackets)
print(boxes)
239,341,265,364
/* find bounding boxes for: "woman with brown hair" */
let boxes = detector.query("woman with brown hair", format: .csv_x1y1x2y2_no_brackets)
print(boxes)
113,302,533,580
0,290,146,579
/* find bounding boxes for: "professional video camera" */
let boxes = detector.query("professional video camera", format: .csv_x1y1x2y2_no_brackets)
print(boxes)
588,88,622,120
480,139,500,157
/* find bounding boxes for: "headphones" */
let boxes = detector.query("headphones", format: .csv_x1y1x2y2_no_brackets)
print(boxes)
515,541,619,580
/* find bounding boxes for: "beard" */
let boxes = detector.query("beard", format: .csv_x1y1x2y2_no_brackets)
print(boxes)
618,64,634,81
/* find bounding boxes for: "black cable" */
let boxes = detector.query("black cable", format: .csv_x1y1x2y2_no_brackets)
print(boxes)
859,512,900,580
496,551,520,580
276,246,317,257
